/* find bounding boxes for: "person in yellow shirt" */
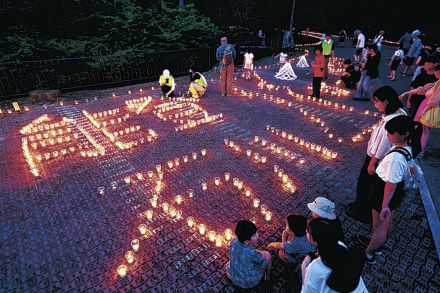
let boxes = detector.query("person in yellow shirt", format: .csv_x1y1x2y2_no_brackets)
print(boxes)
159,69,175,98
188,68,207,98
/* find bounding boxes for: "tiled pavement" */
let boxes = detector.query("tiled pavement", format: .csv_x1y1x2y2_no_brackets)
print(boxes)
0,52,439,292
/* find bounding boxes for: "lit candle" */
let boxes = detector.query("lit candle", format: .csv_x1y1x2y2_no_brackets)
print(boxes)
176,195,183,205
136,173,143,180
162,202,169,213
192,153,197,160
225,173,230,181
202,182,208,191
261,204,268,215
253,198,260,208
237,181,243,190
245,188,251,197
188,189,194,198
198,224,206,235
215,235,223,247
125,251,134,264
131,239,139,252
214,177,221,186
169,208,177,218
145,209,153,220
265,211,272,221
201,149,207,156
156,165,161,173
167,161,173,169
124,176,131,184
183,155,189,163
261,156,267,163
147,171,153,178
246,149,252,156
208,231,216,242
261,139,267,146
299,158,305,165
98,187,105,195
224,229,233,241
187,217,195,228
117,264,127,278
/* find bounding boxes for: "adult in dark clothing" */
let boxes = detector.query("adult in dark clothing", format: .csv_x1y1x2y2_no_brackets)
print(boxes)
307,197,345,243
406,56,439,119
398,31,412,54
354,44,382,101
412,44,434,80
341,59,360,89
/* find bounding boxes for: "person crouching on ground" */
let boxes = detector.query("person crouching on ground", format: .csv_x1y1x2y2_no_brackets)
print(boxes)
307,196,345,243
267,214,315,265
159,69,175,98
311,46,325,99
341,59,361,89
226,220,272,289
188,68,207,99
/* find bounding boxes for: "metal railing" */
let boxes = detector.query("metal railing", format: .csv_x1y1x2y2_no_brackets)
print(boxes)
0,32,318,99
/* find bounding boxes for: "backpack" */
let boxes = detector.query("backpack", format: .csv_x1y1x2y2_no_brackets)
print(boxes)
223,45,234,65
387,147,423,190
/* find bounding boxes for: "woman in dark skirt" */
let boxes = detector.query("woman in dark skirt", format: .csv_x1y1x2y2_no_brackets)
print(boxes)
358,115,422,264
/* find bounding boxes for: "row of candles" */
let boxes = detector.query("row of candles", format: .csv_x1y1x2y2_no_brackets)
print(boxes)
27,127,72,141
34,147,77,161
30,135,75,149
273,165,297,194
21,138,39,176
297,108,342,142
351,124,376,142
265,126,338,159
20,116,70,135
91,108,120,119
83,110,129,129
174,113,224,132
251,135,306,164
224,139,268,164
125,96,152,115
20,115,49,135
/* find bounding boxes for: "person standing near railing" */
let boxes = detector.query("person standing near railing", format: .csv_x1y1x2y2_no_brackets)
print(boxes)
216,37,236,97
159,69,175,98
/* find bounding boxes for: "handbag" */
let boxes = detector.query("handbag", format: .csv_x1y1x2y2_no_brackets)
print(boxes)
420,81,440,128
420,106,440,128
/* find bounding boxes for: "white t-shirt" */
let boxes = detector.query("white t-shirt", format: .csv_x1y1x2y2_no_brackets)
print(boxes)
302,249,368,293
279,53,288,63
393,49,404,59
244,52,254,66
374,35,384,47
376,146,411,184
357,33,365,48
367,109,406,159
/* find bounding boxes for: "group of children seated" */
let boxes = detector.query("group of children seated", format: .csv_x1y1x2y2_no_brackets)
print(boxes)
227,197,367,292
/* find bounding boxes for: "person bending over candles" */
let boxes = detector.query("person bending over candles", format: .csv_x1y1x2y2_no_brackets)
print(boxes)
159,69,175,98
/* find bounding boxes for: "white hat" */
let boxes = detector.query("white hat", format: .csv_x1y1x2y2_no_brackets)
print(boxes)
163,69,170,79
412,29,421,36
307,197,336,220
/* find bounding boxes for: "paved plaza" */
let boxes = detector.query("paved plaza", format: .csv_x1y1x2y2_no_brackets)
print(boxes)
1,50,439,292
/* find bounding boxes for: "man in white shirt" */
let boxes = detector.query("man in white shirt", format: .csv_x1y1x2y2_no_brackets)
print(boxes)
354,30,365,63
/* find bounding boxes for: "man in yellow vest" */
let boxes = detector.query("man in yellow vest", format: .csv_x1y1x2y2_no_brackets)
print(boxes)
322,33,335,79
159,69,176,98
188,68,207,98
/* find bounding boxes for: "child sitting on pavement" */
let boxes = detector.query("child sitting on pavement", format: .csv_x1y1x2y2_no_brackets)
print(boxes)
267,214,315,264
226,220,272,289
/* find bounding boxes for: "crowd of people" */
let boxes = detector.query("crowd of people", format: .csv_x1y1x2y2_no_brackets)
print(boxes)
155,34,438,292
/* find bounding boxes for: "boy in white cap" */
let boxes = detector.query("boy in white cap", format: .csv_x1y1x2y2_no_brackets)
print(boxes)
159,69,176,98
307,197,345,242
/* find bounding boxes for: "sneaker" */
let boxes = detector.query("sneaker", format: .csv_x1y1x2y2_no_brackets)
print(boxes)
364,253,376,264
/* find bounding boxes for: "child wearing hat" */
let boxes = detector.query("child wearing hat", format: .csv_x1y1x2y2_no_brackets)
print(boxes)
307,197,345,242
267,215,315,264
226,220,272,289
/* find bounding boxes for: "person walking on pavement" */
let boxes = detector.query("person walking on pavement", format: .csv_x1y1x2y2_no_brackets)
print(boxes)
216,37,237,97
322,33,335,79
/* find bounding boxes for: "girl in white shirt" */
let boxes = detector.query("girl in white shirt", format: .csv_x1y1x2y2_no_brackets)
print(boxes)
243,50,254,80
362,115,422,263
347,86,405,223
301,218,368,293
